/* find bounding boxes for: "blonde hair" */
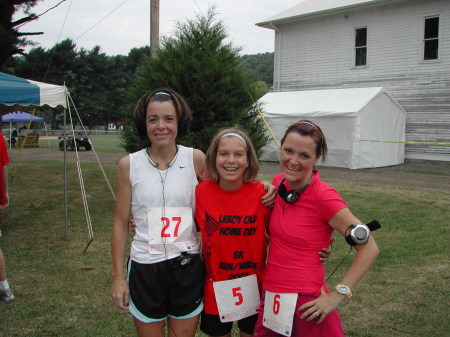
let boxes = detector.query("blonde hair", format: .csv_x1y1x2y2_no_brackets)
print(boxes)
205,128,259,183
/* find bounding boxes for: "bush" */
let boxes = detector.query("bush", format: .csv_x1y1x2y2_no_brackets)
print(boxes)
122,7,270,154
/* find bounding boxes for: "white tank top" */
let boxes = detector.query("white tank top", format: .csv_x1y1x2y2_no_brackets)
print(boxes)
129,145,200,263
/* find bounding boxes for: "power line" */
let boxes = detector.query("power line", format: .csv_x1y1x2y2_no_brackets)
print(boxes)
42,0,129,81
192,0,203,13
43,0,74,82
74,0,130,42
16,0,68,28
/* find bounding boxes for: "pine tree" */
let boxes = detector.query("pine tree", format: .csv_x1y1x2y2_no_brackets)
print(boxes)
124,7,270,155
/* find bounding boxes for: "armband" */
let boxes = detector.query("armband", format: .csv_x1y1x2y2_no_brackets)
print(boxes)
345,220,381,246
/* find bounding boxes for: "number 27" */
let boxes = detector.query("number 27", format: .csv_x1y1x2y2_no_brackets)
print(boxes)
161,217,182,237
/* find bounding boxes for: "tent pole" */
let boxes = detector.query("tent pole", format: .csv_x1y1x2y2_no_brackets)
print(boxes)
63,106,68,241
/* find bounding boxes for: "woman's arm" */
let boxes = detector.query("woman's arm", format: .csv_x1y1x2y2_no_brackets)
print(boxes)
328,208,379,289
110,156,132,311
299,207,379,323
1,165,8,209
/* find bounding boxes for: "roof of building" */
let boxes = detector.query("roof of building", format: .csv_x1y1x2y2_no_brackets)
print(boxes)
256,0,393,28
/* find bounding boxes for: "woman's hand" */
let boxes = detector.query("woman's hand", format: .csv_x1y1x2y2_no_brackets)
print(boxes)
319,237,335,263
298,287,345,324
261,181,276,207
111,278,130,311
129,216,136,232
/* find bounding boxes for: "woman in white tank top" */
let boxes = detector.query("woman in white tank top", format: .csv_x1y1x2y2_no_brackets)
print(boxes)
111,88,208,337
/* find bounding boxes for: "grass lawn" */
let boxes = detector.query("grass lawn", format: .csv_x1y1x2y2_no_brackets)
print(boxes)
0,148,448,336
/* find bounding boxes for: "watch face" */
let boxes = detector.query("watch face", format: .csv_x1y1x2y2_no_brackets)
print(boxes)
338,286,348,293
354,226,367,240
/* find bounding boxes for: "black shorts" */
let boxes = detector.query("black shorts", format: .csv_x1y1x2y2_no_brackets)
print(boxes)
200,312,258,336
127,254,205,322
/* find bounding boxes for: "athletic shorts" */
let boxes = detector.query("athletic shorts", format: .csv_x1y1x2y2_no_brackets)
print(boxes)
127,253,205,323
200,312,258,336
253,291,344,337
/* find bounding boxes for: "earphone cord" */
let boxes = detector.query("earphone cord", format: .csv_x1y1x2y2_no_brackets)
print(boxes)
298,245,353,297
158,168,170,260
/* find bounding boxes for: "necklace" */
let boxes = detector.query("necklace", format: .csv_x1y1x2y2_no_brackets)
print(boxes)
146,145,179,169
146,146,179,220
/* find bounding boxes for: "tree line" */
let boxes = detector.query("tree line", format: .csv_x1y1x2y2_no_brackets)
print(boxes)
3,41,273,131
3,40,151,129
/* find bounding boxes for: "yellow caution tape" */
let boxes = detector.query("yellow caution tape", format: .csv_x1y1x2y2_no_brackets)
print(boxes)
361,139,450,145
248,92,281,149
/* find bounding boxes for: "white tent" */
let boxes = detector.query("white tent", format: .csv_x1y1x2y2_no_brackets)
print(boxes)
259,87,406,169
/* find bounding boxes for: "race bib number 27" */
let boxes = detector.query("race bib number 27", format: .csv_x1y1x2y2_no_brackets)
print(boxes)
147,207,195,254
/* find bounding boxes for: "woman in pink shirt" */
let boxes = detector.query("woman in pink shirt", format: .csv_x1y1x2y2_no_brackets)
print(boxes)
253,120,379,337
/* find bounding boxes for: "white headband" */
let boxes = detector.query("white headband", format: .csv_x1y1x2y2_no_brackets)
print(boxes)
220,132,247,148
154,92,171,96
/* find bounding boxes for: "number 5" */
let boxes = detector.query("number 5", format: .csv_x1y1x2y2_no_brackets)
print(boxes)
232,287,243,306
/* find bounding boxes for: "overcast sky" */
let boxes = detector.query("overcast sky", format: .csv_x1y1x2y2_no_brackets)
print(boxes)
15,0,302,56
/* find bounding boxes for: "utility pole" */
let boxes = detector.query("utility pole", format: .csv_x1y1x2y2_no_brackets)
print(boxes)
150,0,160,58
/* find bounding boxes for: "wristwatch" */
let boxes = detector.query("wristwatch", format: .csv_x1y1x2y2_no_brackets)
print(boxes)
335,284,352,298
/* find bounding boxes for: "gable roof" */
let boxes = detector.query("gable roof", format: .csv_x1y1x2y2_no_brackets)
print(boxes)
256,0,392,28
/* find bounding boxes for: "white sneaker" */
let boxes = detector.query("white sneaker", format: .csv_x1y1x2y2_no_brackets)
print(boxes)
0,288,14,302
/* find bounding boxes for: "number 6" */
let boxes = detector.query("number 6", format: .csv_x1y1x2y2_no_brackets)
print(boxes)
273,294,280,315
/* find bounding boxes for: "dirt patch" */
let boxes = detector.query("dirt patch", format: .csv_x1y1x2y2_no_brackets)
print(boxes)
259,159,449,194
8,148,450,194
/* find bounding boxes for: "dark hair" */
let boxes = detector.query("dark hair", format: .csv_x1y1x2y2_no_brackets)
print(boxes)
133,88,193,143
205,128,259,183
280,120,328,161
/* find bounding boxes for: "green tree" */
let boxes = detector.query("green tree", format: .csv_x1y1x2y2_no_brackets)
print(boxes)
123,8,270,155
0,0,43,68
240,52,274,86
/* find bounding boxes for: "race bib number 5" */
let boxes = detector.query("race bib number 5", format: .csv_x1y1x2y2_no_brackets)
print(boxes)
148,207,195,254
213,274,260,323
263,291,298,336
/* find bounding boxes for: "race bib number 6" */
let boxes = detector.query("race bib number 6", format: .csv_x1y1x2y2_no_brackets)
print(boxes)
263,291,298,336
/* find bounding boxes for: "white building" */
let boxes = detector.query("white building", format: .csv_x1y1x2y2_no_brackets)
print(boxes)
257,0,450,162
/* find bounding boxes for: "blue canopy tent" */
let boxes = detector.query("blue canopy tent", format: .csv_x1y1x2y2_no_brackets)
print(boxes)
2,111,45,123
2,111,46,147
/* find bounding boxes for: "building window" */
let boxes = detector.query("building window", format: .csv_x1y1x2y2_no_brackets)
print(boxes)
423,16,439,60
355,27,367,66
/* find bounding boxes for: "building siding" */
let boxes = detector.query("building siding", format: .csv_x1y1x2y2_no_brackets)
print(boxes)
271,0,450,161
